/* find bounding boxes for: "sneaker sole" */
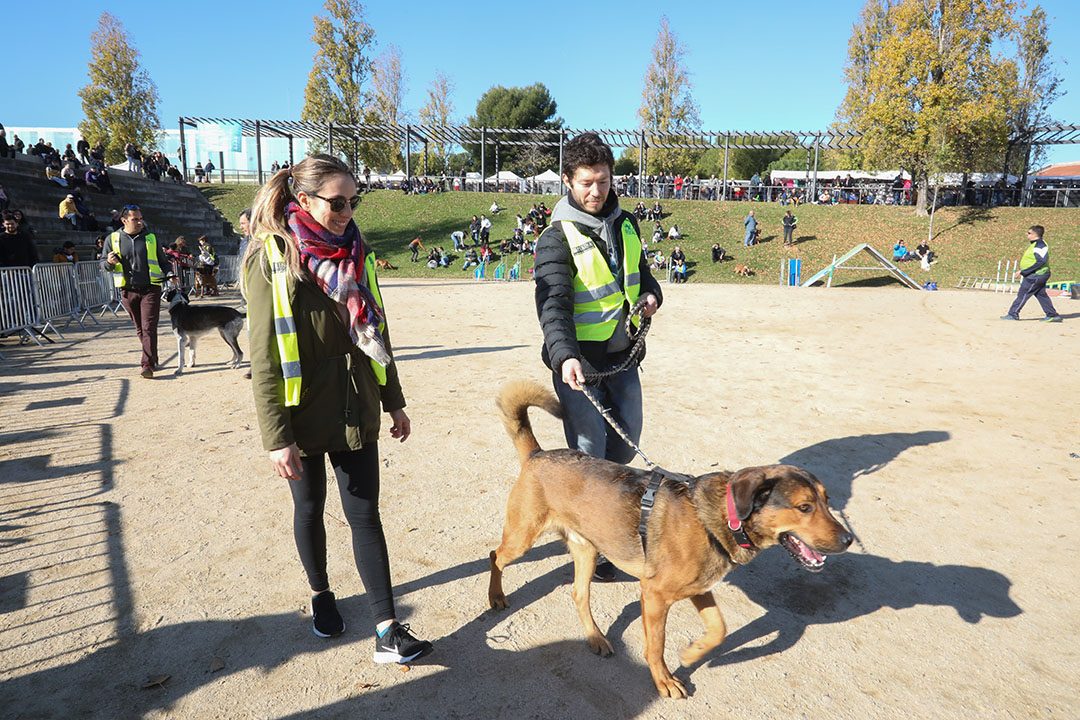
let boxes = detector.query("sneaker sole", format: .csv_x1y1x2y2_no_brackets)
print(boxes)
372,645,433,664
312,615,345,638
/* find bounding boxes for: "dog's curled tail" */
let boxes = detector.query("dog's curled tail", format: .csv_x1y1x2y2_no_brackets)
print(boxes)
497,380,562,464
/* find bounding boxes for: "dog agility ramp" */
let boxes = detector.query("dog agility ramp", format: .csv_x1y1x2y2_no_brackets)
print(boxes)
800,243,922,289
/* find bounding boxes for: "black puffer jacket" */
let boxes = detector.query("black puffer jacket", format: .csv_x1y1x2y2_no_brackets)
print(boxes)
534,192,662,375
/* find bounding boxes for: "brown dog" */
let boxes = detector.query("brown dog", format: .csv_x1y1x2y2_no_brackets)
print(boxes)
734,263,753,277
488,381,852,699
375,258,397,270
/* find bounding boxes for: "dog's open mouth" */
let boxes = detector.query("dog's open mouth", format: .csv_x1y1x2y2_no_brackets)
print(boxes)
780,532,826,572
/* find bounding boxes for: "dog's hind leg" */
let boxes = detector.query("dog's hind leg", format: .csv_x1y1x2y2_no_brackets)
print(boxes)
175,333,186,374
220,324,243,368
566,535,613,657
641,583,686,699
679,592,727,668
489,477,549,610
187,336,197,367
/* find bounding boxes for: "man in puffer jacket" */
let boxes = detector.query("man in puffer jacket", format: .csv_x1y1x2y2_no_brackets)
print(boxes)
534,132,663,581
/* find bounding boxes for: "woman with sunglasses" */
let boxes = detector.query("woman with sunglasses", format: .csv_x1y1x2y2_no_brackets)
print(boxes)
242,154,433,665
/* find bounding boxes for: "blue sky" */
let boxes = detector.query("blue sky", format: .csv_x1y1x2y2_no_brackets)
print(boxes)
6,0,1079,165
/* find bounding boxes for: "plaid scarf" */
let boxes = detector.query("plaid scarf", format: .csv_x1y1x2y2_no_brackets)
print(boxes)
286,202,390,366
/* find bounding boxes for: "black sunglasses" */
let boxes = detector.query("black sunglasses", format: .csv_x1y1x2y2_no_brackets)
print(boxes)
309,193,361,212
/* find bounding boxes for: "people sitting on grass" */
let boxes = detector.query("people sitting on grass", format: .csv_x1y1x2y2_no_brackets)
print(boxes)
915,240,935,270
672,257,687,283
650,250,667,271
634,201,647,220
489,200,501,215
711,243,726,263
667,223,682,240
439,247,452,267
669,245,686,270
462,246,479,270
648,201,663,221
892,239,912,262
651,223,663,246
515,213,525,230
479,240,493,264
426,247,441,269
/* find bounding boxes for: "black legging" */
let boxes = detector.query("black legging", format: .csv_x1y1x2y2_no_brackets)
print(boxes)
289,442,395,624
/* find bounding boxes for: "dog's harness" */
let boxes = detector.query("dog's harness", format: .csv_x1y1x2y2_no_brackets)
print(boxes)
636,469,755,555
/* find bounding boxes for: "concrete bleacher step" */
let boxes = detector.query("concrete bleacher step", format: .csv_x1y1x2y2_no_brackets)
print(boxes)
0,153,239,258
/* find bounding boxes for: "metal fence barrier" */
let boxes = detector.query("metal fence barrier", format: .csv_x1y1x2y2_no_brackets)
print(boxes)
216,255,242,287
0,266,40,358
32,263,88,338
75,261,120,321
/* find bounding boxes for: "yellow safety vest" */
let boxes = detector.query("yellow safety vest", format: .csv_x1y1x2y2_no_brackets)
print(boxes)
562,219,642,341
262,236,387,408
109,232,163,287
1020,240,1050,276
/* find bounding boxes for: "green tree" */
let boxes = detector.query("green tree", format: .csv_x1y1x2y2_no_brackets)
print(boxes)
1002,5,1063,177
418,70,455,172
614,148,639,176
301,0,376,166
77,12,162,165
361,44,406,170
838,0,1021,214
638,16,701,174
466,83,561,175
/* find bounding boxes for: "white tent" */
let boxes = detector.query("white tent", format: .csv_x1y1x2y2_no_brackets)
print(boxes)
529,169,561,183
486,170,522,182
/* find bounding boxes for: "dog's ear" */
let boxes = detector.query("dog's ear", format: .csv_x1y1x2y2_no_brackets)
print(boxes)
729,467,776,520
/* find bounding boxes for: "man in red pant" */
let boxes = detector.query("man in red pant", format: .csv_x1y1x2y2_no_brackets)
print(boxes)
102,205,171,377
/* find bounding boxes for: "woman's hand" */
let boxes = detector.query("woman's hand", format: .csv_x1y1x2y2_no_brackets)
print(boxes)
269,443,303,480
388,409,411,442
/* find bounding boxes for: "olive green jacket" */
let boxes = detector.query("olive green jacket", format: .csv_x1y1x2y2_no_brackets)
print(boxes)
246,239,406,455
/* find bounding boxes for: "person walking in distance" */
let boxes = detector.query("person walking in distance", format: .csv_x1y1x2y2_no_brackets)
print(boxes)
1001,225,1062,322
534,132,662,582
102,206,170,378
242,154,433,664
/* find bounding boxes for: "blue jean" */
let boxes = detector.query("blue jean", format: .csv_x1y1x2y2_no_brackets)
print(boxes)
552,368,642,464
744,228,755,246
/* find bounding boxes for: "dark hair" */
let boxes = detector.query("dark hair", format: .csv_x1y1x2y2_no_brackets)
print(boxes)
2,211,17,222
562,132,614,180
1029,225,1044,238
62,241,75,249
239,207,252,220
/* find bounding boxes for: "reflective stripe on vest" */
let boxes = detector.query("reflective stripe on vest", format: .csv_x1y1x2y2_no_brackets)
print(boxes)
264,237,303,407
109,231,163,287
1021,241,1050,276
363,252,388,386
562,219,642,341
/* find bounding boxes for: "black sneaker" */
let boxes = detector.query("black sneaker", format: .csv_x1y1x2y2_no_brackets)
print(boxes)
593,557,617,582
373,622,433,664
311,591,345,638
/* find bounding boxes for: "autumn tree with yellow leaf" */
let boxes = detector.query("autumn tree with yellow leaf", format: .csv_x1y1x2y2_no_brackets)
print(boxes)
78,12,162,165
838,0,1024,215
638,16,701,175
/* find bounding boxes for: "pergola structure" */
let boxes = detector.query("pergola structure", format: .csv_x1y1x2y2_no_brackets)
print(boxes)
178,117,1080,197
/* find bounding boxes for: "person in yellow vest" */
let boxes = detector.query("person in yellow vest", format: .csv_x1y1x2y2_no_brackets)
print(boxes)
101,205,169,378
534,132,662,581
242,154,433,664
1001,225,1061,322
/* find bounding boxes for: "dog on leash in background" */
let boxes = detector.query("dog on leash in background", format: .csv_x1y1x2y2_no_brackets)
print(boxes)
162,279,244,374
488,381,853,699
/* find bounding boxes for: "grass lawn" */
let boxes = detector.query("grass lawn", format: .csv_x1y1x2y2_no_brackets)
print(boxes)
199,184,1080,288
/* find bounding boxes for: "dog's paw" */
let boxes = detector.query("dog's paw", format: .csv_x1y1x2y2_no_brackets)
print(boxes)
586,633,614,657
488,592,509,611
653,672,687,699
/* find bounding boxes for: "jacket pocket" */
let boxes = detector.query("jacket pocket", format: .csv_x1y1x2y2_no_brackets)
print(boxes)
291,355,348,452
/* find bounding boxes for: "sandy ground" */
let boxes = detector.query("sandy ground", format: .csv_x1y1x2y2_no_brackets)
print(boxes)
1,280,1078,720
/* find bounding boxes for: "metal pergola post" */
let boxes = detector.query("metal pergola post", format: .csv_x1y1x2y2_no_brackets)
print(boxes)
811,138,820,199
178,117,188,181
218,151,224,184
255,120,263,185
423,140,428,176
481,126,487,193
327,122,333,155
558,128,565,195
721,134,729,201
405,124,411,178
288,135,294,167
638,129,645,198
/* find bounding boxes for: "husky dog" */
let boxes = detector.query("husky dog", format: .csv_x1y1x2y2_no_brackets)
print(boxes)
162,284,244,374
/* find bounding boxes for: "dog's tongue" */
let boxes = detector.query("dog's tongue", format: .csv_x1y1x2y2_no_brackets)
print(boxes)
798,540,824,564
